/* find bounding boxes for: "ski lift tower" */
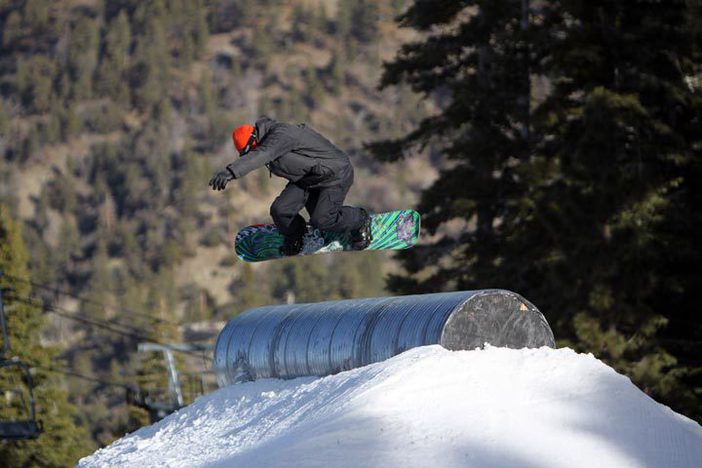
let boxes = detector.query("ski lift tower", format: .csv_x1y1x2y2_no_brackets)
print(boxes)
133,342,213,423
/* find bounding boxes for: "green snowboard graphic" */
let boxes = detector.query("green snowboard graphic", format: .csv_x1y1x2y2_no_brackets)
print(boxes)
235,210,420,262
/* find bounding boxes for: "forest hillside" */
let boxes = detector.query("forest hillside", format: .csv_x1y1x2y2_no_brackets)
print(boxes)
0,0,436,460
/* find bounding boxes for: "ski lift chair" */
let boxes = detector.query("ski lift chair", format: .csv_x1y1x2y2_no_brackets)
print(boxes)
0,359,42,440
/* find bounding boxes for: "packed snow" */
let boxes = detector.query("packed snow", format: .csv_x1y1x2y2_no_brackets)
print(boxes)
79,345,702,468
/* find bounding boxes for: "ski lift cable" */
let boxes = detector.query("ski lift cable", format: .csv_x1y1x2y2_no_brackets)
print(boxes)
33,364,135,390
2,273,178,326
8,296,213,362
4,286,214,361
10,295,155,341
39,300,214,361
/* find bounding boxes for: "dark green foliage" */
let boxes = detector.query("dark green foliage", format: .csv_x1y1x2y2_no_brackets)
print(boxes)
270,256,334,303
46,173,78,214
304,65,325,108
200,70,216,120
66,16,100,100
20,126,39,163
173,147,207,220
335,1,352,40
0,100,8,137
252,23,275,66
532,0,702,422
292,4,312,43
229,263,268,315
208,0,254,33
200,227,225,247
329,46,345,95
83,102,123,133
96,10,132,103
373,0,531,292
59,104,82,139
192,6,209,56
23,0,50,31
0,205,91,465
2,11,22,47
352,0,380,44
16,56,57,113
131,16,170,110
39,111,61,145
268,253,386,304
396,0,466,30
335,1,379,44
196,68,231,149
377,0,702,422
168,0,209,67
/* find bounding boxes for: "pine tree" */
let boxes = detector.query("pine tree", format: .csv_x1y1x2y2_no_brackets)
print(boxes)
22,0,49,32
292,4,311,43
80,237,112,323
305,65,325,108
376,0,702,422
199,70,216,120
96,9,132,103
67,15,100,100
285,88,306,121
370,0,533,294
269,257,333,303
352,1,379,44
230,263,268,314
2,10,22,47
16,56,57,113
514,1,702,422
0,100,8,137
0,204,91,465
336,1,353,40
329,46,345,95
238,0,255,26
131,7,170,112
192,2,209,57
332,253,387,299
252,23,274,67
56,215,82,271
21,126,39,163
59,104,82,140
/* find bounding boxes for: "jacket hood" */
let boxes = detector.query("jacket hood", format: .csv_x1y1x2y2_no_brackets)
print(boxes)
254,117,275,141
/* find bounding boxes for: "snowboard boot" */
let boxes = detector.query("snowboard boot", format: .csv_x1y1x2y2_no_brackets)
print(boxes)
350,208,373,250
279,233,304,256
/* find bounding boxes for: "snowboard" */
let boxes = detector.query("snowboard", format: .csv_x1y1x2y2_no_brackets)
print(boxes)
235,209,420,262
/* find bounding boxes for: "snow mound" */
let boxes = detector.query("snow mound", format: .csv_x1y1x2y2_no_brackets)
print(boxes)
79,346,702,468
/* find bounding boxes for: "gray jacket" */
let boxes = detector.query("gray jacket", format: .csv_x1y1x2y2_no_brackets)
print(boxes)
226,117,352,188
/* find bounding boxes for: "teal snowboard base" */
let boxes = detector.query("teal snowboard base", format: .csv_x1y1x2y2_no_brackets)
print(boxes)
235,210,420,262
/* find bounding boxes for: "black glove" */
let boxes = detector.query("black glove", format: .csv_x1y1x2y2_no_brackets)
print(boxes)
209,169,235,191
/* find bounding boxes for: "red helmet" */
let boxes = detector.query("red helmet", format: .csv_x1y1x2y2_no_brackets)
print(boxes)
232,124,257,156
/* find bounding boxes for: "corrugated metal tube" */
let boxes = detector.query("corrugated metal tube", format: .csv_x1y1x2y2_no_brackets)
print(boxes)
214,289,554,387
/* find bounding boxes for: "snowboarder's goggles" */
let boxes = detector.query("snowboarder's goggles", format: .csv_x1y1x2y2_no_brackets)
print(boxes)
239,131,257,156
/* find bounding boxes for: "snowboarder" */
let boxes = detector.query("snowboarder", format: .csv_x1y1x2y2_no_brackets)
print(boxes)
209,117,373,256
